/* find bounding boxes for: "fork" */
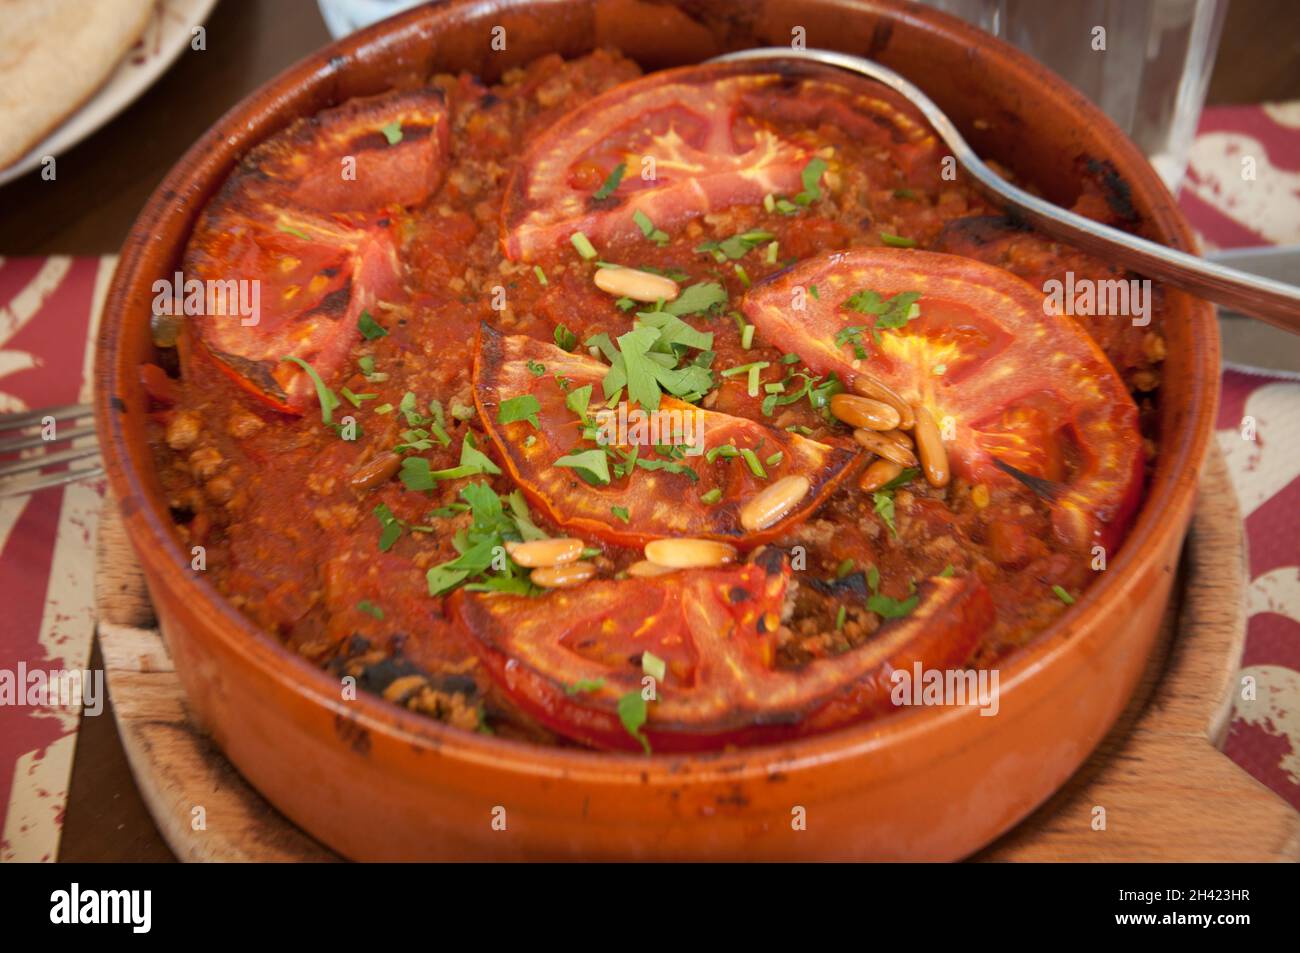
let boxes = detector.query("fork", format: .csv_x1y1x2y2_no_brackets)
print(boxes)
711,48,1300,333
0,404,102,498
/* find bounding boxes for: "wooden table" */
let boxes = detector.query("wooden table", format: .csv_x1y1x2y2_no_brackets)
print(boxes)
2,0,1295,863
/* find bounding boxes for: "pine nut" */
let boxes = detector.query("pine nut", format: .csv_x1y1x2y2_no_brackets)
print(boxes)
593,265,680,302
739,475,811,531
506,537,584,568
349,451,401,490
912,404,950,487
853,428,917,467
850,373,914,429
880,429,915,452
644,538,737,569
531,561,596,588
830,393,901,431
627,559,677,578
858,458,904,492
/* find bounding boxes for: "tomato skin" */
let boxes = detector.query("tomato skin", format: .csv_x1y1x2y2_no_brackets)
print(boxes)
742,248,1143,552
501,60,939,261
453,556,994,752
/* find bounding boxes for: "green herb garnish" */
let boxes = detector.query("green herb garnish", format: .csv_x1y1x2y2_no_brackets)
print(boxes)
498,394,541,429
281,356,339,424
880,232,916,248
571,231,598,260
795,156,828,205
617,690,651,754
358,309,387,341
593,162,626,201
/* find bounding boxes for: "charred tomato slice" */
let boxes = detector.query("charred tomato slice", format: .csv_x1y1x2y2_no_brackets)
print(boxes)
452,554,994,752
741,248,1143,551
474,327,856,547
501,60,940,261
183,88,448,412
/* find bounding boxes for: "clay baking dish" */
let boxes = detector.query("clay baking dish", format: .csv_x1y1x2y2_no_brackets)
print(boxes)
95,0,1219,860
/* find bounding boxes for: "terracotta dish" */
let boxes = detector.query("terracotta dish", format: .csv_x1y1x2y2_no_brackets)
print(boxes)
95,0,1218,860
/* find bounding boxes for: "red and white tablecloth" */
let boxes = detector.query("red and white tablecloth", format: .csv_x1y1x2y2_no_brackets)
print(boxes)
1,106,1298,862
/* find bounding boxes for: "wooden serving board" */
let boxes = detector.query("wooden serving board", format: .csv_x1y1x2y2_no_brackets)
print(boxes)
94,447,1300,861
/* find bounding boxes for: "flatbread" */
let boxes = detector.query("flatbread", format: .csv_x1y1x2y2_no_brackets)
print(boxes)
0,0,154,170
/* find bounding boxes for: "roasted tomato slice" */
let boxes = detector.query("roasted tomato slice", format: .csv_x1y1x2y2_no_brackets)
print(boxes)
474,327,856,546
183,89,448,412
741,248,1143,550
501,60,940,261
452,553,993,752
237,88,450,213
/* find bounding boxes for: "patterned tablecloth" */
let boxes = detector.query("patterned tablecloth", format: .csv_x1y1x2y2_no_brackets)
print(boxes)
1,105,1298,862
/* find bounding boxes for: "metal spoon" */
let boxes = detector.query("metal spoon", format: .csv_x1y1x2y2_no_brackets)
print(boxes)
711,47,1300,335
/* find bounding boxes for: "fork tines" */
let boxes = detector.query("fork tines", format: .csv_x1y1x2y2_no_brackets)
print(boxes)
0,404,102,498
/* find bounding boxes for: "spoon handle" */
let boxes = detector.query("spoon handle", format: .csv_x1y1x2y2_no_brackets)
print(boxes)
711,48,1300,335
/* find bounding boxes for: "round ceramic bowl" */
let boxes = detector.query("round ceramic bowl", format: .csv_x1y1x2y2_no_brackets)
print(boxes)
95,0,1219,860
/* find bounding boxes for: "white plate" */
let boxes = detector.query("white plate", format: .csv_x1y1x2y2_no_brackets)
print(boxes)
316,0,424,39
0,0,220,187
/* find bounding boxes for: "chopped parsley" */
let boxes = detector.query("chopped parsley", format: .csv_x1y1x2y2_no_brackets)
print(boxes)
554,324,578,352
881,466,920,491
795,156,828,205
356,600,384,621
587,323,713,411
844,289,922,340
592,162,626,200
611,505,630,524
379,120,403,145
554,448,611,485
617,690,651,754
834,324,870,359
695,229,775,263
281,356,339,424
400,433,500,490
357,309,387,341
860,564,920,618
664,281,727,318
1052,584,1076,605
570,231,598,260
498,394,541,429
873,490,898,537
867,585,919,619
880,232,916,248
633,208,669,245
424,482,541,596
374,503,402,552
641,650,666,681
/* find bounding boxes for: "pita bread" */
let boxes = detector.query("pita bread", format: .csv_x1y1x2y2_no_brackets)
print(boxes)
0,0,154,170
